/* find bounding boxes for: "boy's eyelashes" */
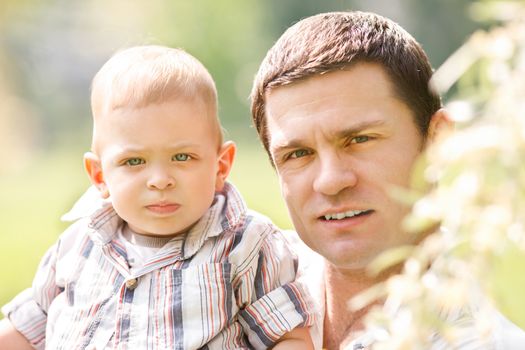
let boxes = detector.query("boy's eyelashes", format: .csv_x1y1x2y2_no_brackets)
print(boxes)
172,153,192,161
120,154,194,166
125,158,145,166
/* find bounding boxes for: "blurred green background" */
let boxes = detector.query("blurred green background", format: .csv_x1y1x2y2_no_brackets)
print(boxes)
0,0,484,308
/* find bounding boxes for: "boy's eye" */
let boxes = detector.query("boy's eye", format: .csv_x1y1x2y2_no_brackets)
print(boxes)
350,135,370,144
289,149,310,159
125,158,145,166
173,153,191,161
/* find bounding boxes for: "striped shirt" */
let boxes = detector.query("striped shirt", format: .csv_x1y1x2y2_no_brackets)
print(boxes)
2,183,314,349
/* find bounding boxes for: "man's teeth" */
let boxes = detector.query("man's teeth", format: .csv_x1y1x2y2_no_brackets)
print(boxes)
324,210,367,220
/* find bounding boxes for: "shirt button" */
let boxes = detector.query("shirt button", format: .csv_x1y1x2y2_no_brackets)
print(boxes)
125,278,138,290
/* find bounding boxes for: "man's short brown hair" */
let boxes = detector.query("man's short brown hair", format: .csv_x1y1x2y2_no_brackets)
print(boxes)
251,11,442,156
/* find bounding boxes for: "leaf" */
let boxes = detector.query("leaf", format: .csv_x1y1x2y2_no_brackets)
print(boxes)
348,282,387,311
485,242,525,329
367,245,417,276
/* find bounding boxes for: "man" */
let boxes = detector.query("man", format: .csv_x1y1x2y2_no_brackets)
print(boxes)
250,11,455,349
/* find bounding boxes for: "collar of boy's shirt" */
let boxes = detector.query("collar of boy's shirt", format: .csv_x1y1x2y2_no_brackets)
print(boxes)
71,182,247,261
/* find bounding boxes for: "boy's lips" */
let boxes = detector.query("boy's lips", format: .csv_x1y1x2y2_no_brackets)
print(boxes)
145,202,180,214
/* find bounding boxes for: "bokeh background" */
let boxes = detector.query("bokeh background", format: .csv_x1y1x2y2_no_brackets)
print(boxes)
0,0,485,309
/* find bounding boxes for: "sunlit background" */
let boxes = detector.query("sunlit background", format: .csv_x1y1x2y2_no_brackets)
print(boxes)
0,0,484,309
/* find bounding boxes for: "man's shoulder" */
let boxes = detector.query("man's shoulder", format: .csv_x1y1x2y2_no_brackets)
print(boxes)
493,310,525,349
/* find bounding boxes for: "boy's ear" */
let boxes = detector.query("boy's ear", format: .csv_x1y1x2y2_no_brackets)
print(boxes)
84,152,110,199
215,141,236,191
427,108,454,145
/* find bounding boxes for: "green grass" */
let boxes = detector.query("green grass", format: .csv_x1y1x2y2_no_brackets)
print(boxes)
229,143,292,229
0,149,89,308
0,141,291,308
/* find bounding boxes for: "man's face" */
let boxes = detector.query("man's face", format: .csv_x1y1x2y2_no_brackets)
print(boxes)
265,62,425,270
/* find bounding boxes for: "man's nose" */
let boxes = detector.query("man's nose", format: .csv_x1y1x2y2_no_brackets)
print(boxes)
312,154,357,196
147,166,175,190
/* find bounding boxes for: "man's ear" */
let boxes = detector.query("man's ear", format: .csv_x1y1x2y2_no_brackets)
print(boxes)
427,108,454,144
215,141,236,191
84,152,110,199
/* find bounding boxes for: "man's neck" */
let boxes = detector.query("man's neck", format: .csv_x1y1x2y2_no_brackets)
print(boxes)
322,261,399,349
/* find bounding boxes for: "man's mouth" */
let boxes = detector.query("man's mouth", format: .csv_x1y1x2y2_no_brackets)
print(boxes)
321,209,372,221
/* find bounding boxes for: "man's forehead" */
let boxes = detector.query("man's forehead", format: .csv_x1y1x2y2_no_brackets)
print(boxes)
264,72,421,160
265,79,340,122
265,64,399,114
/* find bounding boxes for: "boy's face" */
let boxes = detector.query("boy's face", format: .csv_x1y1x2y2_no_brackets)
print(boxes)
85,98,234,237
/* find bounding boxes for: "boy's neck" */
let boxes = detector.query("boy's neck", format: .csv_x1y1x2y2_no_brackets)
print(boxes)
122,223,176,248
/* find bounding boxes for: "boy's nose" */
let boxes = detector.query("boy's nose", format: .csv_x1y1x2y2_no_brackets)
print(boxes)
147,169,175,190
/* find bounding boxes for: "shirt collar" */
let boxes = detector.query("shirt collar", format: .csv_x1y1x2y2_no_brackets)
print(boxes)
177,182,246,259
84,182,247,260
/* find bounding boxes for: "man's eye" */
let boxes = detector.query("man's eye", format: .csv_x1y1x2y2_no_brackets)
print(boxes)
125,158,145,166
350,135,370,144
289,149,310,159
173,153,191,161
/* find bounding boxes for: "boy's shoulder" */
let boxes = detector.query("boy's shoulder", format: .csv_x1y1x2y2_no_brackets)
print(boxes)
61,186,107,222
57,203,118,254
58,215,92,243
226,208,293,255
236,208,292,244
218,182,283,237
245,208,279,229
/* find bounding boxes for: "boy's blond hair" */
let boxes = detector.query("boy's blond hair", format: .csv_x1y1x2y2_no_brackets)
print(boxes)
90,45,221,150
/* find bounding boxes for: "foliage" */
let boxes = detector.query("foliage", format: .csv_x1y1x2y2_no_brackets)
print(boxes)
354,1,525,348
0,0,498,328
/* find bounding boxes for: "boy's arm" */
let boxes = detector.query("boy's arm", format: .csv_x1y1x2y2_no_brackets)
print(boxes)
235,227,317,349
272,327,314,350
1,233,67,349
0,318,33,350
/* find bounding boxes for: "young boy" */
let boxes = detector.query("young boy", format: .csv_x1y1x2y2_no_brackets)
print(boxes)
0,45,314,349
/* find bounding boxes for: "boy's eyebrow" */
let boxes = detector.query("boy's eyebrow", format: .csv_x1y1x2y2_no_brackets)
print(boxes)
115,142,204,153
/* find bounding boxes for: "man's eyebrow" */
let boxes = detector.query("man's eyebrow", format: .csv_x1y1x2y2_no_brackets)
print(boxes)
334,120,386,138
270,120,386,154
270,138,307,154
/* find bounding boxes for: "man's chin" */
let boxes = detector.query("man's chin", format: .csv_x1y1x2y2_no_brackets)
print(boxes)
322,250,375,273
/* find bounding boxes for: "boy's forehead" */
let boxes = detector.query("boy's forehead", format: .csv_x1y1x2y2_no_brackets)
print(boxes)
91,100,222,153
94,98,206,124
